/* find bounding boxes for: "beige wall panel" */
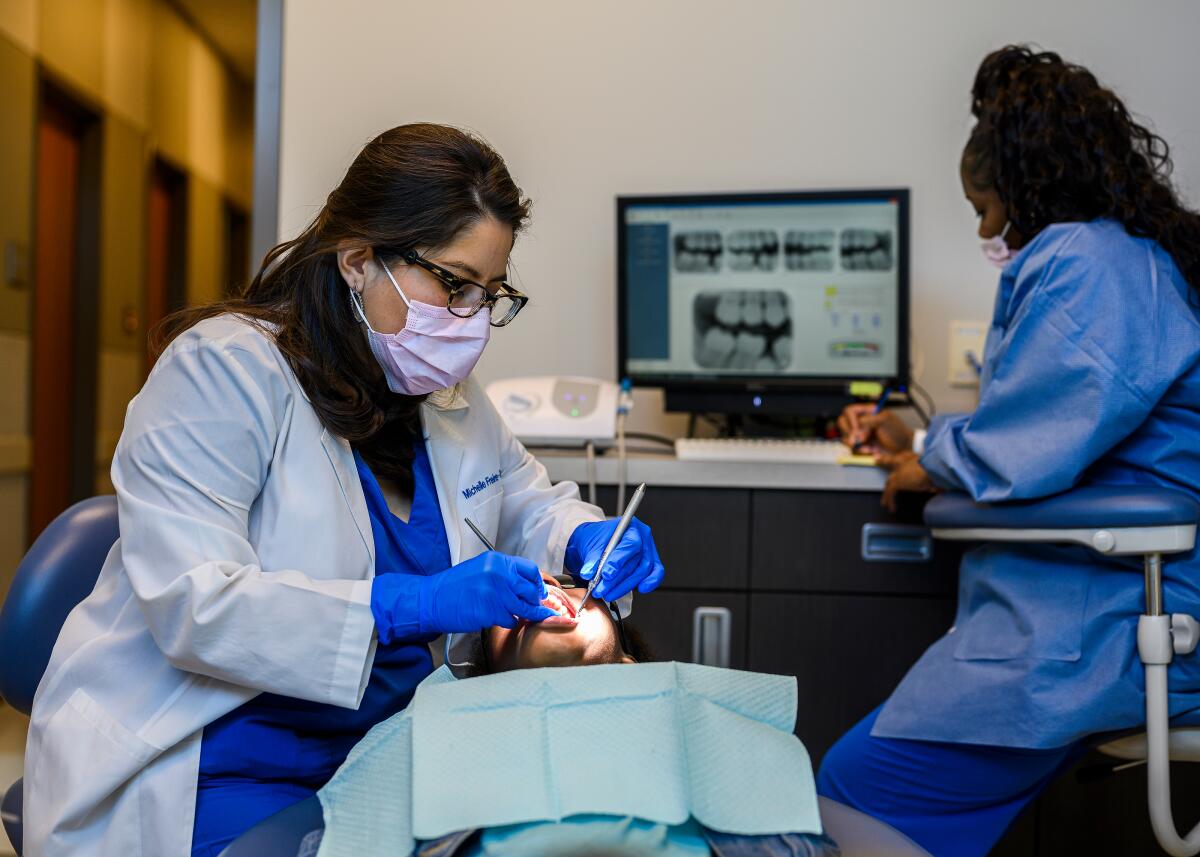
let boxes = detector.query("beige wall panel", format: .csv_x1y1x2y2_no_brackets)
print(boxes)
148,0,190,173
96,346,139,445
0,332,29,438
38,0,103,103
0,331,27,602
225,76,254,210
0,474,28,605
184,31,228,193
94,346,138,493
186,175,223,306
102,0,150,130
0,0,37,55
0,36,34,334
99,114,148,352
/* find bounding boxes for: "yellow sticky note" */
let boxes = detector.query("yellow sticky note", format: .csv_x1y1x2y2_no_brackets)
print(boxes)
837,454,880,467
848,380,884,398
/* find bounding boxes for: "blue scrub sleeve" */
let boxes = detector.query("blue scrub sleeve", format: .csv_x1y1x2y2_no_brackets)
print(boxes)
920,239,1192,502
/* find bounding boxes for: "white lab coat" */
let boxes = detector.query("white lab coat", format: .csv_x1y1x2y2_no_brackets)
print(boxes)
22,314,603,857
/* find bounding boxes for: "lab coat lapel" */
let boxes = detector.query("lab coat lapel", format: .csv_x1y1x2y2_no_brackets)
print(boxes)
319,428,375,566
422,394,469,564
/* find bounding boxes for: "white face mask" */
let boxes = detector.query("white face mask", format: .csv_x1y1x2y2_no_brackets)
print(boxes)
349,261,491,396
981,221,1014,269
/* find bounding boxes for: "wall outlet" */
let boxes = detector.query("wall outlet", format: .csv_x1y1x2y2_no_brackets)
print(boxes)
948,320,987,387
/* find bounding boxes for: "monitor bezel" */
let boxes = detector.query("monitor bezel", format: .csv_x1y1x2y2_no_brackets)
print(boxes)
616,188,910,400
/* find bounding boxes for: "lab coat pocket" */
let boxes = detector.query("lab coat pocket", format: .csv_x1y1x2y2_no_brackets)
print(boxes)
951,544,1087,663
28,689,162,844
464,490,504,546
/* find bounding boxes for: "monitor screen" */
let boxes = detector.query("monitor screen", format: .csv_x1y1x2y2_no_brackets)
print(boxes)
617,190,908,400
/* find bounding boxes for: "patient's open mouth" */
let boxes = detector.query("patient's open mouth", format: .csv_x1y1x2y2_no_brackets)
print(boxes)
541,582,577,620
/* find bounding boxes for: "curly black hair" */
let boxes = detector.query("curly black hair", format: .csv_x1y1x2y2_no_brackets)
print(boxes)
962,45,1200,295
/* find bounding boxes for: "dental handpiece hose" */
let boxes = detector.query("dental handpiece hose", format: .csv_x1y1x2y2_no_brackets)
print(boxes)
576,482,647,613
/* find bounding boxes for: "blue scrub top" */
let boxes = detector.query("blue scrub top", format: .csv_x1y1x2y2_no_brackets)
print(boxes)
874,219,1200,749
198,439,450,785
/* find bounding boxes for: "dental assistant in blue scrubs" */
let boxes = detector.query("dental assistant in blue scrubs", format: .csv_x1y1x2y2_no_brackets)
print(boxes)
23,124,665,857
825,46,1200,856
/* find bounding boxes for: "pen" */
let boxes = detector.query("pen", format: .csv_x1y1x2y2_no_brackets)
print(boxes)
577,482,647,613
852,387,891,452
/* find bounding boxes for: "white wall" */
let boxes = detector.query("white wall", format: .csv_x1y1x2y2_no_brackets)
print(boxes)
279,0,1200,431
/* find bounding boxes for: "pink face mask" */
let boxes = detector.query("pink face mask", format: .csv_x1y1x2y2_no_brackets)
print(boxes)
350,262,491,395
981,221,1014,269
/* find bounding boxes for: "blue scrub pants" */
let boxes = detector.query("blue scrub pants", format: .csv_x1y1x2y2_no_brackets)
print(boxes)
190,780,315,857
816,707,1087,857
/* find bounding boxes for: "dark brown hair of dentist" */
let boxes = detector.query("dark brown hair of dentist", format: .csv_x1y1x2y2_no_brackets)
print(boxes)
154,123,531,492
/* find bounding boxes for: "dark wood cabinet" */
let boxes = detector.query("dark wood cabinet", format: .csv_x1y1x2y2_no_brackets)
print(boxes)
747,592,955,766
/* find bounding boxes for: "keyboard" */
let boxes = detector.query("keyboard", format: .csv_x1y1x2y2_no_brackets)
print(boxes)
674,437,850,464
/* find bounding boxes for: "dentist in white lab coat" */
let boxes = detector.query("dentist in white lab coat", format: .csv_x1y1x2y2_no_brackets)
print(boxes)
24,123,666,857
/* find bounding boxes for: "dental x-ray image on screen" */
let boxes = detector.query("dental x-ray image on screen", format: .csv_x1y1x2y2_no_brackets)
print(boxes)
693,290,792,371
726,230,780,272
673,231,723,273
784,230,835,271
839,229,893,271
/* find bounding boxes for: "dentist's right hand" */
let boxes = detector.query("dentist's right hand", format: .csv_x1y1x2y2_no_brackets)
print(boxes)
370,551,557,643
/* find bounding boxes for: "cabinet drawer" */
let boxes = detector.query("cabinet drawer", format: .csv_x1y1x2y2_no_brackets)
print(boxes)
630,589,748,669
746,592,955,764
597,487,750,590
751,490,959,595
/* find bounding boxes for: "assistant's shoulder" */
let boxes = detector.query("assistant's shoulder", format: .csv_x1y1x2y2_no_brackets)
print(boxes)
1013,219,1191,308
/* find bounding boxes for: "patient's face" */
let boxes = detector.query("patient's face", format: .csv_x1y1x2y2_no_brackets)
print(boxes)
486,572,635,671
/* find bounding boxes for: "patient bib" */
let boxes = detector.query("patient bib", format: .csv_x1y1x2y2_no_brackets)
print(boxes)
317,662,821,857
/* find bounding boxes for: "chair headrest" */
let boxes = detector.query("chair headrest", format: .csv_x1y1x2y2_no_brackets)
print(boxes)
0,496,118,714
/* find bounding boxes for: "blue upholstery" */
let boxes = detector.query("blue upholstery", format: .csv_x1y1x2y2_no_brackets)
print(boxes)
218,795,324,857
0,496,118,714
924,485,1200,531
1,777,20,856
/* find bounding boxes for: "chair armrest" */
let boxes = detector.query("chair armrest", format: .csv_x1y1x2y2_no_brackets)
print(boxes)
924,486,1199,556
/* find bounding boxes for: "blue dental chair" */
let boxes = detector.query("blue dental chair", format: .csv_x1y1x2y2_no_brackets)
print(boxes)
0,496,121,856
924,484,1200,857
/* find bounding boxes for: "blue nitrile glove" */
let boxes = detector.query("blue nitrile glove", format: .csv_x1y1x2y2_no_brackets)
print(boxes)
370,551,556,643
565,517,666,602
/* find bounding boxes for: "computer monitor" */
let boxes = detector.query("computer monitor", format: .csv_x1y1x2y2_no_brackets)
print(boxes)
617,189,909,415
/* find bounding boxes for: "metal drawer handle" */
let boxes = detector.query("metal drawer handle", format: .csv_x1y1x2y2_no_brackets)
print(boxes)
692,606,732,668
861,523,933,563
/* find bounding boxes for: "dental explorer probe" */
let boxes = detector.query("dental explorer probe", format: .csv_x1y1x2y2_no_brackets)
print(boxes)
464,517,577,616
576,482,647,614
464,517,496,552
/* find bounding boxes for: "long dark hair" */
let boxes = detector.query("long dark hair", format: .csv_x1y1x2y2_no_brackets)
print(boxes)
962,45,1200,295
155,123,531,488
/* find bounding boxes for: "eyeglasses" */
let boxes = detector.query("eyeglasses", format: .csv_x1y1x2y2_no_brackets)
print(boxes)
398,249,529,327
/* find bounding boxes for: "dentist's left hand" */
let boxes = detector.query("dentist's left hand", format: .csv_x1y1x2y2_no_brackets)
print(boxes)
565,517,666,601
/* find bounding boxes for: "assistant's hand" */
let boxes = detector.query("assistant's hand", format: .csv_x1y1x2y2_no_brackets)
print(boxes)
371,551,556,643
838,404,914,454
566,517,666,602
876,451,937,513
